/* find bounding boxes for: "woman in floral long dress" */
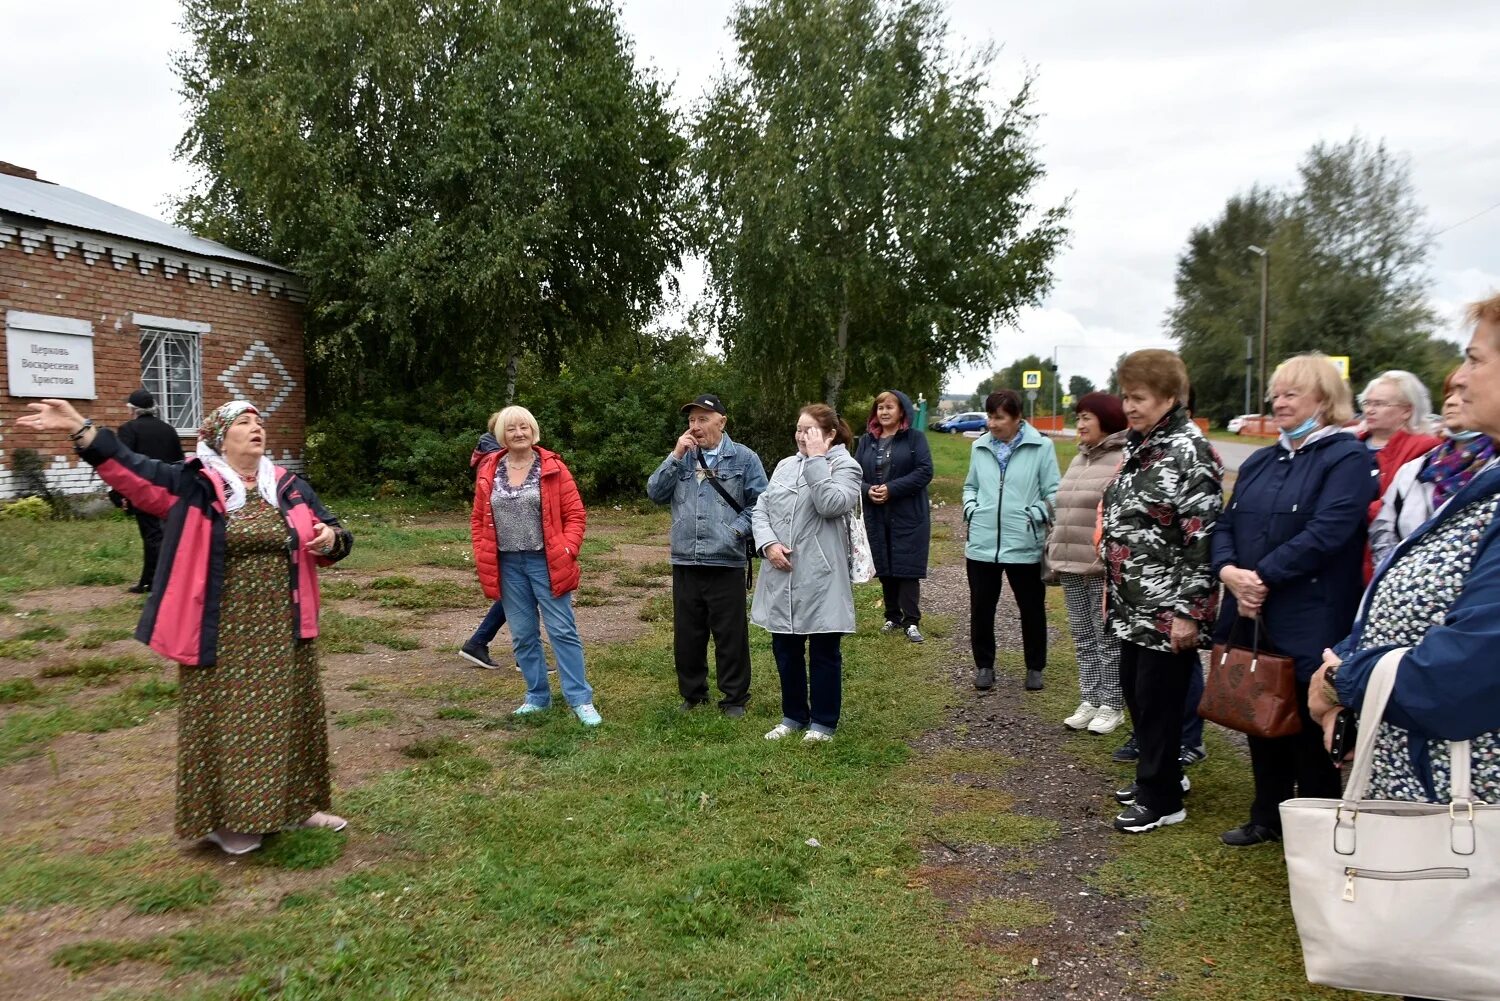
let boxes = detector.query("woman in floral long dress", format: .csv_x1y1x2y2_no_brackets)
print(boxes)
19,398,353,856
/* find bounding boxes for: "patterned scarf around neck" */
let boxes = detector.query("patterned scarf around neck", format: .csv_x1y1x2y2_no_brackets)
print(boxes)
1417,434,1495,506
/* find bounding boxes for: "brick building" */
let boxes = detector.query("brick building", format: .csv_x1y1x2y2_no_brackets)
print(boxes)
0,162,307,498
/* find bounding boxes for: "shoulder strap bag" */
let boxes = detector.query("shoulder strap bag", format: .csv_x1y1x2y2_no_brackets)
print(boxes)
696,449,755,589
1280,647,1500,1001
1198,615,1301,739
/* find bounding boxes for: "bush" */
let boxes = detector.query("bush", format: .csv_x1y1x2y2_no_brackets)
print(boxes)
0,497,51,521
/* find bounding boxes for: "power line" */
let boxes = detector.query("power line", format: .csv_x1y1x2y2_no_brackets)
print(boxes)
1433,198,1500,238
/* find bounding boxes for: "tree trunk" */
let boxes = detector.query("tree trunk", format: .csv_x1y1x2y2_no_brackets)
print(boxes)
827,289,850,411
504,349,519,405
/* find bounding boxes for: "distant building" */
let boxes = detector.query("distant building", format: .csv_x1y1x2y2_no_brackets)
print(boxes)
0,162,307,497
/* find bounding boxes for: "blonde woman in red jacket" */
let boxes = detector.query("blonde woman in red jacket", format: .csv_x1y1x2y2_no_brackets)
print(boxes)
470,406,599,725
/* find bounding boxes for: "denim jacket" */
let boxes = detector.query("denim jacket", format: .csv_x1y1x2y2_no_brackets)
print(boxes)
646,432,769,567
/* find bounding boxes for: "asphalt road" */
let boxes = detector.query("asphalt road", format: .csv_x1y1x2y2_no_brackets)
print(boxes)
1210,437,1262,472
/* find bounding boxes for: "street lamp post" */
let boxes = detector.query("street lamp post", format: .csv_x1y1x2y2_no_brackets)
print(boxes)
1248,245,1270,416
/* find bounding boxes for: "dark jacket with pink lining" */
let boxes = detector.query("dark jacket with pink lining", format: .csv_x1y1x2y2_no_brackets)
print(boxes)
78,427,353,666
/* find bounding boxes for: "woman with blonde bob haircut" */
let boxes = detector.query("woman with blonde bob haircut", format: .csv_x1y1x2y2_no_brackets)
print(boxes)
469,404,600,725
1356,370,1441,579
1210,352,1375,846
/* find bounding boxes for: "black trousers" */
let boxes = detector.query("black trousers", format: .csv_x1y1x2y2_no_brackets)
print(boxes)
879,576,921,626
1247,678,1342,831
135,511,165,588
1120,640,1196,814
966,559,1047,674
672,565,751,707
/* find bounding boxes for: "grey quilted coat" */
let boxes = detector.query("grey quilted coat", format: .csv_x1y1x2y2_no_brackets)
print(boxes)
750,445,863,635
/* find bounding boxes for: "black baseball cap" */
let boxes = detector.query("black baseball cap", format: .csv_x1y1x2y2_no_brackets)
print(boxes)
680,394,726,415
127,388,155,409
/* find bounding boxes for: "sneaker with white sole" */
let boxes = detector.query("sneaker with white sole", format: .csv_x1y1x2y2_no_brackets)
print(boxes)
573,703,602,727
881,620,900,634
1087,705,1126,734
1113,802,1187,833
1063,701,1098,730
459,642,499,669
513,702,547,716
1114,775,1190,805
802,729,834,743
765,722,804,740
905,625,924,644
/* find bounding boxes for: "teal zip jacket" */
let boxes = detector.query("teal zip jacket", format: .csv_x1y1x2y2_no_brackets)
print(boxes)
962,421,1061,564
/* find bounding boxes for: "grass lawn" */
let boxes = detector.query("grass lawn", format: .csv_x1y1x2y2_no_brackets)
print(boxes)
0,444,1339,1000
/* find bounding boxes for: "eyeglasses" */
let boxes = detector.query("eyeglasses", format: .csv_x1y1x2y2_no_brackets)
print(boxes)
1362,400,1407,411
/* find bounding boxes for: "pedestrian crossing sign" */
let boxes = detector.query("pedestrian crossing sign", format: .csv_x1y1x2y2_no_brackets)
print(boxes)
1022,370,1042,389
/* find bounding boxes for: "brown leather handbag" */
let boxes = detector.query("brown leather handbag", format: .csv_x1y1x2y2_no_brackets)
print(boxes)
1199,616,1301,738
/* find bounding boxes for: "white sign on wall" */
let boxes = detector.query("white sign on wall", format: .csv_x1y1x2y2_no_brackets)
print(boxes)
6,310,96,400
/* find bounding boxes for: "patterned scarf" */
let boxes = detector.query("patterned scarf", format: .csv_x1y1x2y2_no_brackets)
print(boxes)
197,401,278,513
1417,434,1495,507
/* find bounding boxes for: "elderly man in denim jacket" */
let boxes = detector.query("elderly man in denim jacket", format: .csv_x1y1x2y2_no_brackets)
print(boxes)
647,394,769,716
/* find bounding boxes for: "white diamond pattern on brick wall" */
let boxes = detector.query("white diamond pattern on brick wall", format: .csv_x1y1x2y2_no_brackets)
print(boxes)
217,340,297,417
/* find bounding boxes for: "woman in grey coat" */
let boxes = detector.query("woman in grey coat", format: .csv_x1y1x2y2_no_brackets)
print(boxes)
751,404,863,743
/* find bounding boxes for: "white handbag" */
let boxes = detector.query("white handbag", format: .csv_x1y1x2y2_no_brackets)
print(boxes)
1280,647,1500,1001
846,497,875,584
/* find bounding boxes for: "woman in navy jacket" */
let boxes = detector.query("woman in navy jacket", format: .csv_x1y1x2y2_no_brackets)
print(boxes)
854,390,934,641
1211,354,1377,847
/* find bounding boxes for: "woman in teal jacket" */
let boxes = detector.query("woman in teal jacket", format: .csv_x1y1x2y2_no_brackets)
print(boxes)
963,389,1061,692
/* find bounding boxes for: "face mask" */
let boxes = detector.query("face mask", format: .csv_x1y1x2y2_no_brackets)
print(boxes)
1451,429,1483,442
1285,415,1320,440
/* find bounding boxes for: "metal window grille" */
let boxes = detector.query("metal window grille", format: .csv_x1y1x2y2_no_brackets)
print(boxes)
139,329,202,433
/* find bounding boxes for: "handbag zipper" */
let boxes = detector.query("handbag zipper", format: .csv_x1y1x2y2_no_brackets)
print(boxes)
1342,866,1468,901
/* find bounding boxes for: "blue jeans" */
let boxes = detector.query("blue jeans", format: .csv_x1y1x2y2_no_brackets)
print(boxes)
771,633,842,735
469,599,507,648
499,551,592,708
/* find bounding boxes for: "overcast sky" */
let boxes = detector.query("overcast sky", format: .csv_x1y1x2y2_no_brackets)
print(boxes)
4,1,1498,395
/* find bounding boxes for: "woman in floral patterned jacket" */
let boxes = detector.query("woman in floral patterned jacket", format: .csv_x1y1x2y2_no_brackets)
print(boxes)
1101,349,1223,834
1313,293,1500,810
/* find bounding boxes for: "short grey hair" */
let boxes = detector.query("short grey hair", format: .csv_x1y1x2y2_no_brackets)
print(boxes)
1358,370,1432,433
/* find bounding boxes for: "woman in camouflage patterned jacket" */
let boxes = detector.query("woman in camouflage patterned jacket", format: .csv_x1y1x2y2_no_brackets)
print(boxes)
1101,349,1223,834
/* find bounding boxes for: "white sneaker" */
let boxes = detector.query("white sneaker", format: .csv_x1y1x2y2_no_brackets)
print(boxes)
802,730,834,743
765,722,803,740
1063,702,1098,730
1087,705,1126,734
905,624,924,643
880,620,900,634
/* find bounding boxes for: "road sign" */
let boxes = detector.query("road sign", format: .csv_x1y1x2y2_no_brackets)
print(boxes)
1328,355,1350,380
1061,394,1074,408
1026,389,1038,401
1022,370,1042,389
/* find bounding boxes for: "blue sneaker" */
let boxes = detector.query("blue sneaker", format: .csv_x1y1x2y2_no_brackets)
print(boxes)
513,702,546,716
573,703,602,727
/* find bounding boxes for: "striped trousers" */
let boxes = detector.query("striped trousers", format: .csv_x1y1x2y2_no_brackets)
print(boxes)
1060,572,1123,709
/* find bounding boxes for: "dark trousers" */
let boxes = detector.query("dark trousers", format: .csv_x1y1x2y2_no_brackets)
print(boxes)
771,632,842,732
672,565,752,707
879,576,921,626
1120,640,1196,814
134,511,164,587
966,559,1047,674
1247,678,1342,831
469,599,507,647
1182,659,1205,748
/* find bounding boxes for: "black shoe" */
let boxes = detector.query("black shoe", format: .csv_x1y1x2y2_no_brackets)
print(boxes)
678,699,707,713
127,583,150,594
974,667,995,690
1114,802,1187,833
1114,775,1191,805
1024,669,1044,691
1220,823,1281,847
1179,744,1208,767
459,642,498,669
720,704,746,719
1112,733,1140,762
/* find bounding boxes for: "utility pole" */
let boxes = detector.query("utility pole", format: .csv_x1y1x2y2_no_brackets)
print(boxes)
1051,346,1059,417
1248,245,1270,412
1244,334,1253,414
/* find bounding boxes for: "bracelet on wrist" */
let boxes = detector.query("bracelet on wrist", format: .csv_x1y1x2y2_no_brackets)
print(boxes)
68,419,94,442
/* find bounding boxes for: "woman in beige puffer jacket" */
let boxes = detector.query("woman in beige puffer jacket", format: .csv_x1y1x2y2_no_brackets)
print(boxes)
1046,393,1130,734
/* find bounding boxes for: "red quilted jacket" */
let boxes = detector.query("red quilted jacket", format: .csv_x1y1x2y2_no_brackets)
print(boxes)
471,447,585,599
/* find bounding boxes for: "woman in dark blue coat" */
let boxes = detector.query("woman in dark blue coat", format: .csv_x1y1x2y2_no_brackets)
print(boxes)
855,391,934,642
1210,354,1377,846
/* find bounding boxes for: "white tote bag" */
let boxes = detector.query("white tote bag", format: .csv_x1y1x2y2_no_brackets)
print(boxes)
846,497,875,584
1280,647,1500,1001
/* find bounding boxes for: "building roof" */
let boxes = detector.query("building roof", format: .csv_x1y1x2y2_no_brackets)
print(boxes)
0,171,292,274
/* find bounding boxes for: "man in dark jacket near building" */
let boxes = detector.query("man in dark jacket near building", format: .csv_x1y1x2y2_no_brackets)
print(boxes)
114,389,184,593
646,394,768,716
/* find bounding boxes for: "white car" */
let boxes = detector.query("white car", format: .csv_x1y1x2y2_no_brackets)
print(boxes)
1227,413,1263,434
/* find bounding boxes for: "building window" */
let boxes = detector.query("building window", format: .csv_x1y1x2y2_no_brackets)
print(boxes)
140,328,202,433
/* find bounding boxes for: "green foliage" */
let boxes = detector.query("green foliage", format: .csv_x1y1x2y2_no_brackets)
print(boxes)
175,0,687,412
0,496,52,521
259,829,346,871
126,873,221,914
1171,137,1458,423
695,0,1066,411
0,678,41,704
